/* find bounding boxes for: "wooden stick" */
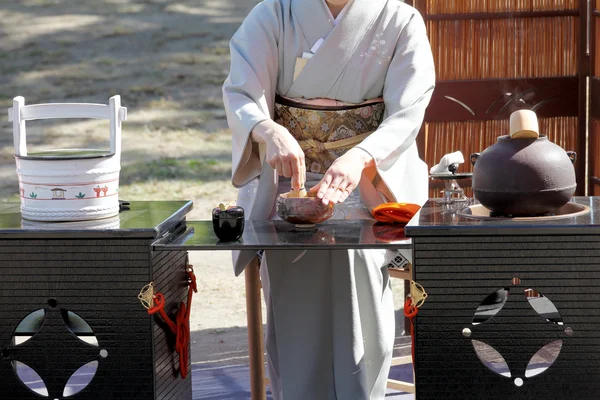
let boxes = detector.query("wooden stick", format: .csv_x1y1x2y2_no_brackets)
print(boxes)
391,355,413,366
387,379,416,393
245,258,266,400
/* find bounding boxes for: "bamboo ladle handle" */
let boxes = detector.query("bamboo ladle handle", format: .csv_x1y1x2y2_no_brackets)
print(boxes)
288,165,307,198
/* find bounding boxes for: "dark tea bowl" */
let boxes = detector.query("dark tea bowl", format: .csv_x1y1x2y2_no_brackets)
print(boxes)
276,192,335,227
212,205,244,242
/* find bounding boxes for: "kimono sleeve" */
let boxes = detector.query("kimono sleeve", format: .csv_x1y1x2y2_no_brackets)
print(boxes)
354,11,435,171
222,1,280,188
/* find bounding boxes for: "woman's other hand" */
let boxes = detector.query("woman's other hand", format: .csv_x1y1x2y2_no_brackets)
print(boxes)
310,148,374,205
252,120,306,191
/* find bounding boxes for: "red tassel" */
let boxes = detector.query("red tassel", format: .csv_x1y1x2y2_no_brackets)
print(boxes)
148,267,198,379
404,298,419,366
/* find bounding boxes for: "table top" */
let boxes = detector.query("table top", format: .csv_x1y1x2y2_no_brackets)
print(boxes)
0,201,193,239
406,196,600,237
154,219,411,251
7,196,600,243
0,201,411,249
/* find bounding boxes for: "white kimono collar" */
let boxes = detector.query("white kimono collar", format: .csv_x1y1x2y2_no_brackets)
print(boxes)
289,0,387,99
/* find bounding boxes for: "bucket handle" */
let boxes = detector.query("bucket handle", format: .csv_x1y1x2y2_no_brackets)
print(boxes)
8,95,127,157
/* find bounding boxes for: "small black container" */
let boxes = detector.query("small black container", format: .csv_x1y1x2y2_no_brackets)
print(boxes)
212,206,244,242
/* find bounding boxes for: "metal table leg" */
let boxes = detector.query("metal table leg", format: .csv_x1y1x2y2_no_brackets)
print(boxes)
245,258,266,400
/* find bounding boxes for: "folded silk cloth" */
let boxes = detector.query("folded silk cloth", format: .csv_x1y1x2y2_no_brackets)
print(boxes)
429,151,465,175
372,203,421,224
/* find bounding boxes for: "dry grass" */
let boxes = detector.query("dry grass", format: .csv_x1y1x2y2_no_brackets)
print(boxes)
0,0,239,205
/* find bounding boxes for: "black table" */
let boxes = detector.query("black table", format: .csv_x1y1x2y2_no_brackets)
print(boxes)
0,201,194,400
0,201,411,400
405,196,600,399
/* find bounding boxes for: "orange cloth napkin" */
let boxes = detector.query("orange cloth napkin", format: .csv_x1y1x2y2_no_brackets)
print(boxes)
371,202,421,224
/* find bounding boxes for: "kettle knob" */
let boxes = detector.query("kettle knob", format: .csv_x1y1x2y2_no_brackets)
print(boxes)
510,110,540,139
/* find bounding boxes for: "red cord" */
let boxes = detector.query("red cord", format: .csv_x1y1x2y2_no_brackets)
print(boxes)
404,298,418,366
148,266,198,379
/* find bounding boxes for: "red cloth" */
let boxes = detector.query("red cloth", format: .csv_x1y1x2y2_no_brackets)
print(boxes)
372,202,421,224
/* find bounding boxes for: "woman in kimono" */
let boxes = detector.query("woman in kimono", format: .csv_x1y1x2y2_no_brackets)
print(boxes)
222,0,435,398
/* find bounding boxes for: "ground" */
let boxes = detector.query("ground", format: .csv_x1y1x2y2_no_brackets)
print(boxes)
0,0,406,368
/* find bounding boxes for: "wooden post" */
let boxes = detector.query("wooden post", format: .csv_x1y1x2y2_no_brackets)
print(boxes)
578,0,590,195
245,257,266,400
589,1,599,194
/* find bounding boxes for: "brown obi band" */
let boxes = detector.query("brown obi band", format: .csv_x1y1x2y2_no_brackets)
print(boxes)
274,94,385,174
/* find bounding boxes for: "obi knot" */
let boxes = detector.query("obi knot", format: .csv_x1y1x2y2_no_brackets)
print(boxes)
299,138,328,153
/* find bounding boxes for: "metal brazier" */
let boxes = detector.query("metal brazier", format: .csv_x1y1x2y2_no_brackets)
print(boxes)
471,135,576,215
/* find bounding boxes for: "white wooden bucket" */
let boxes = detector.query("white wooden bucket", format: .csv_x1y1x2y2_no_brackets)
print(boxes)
8,95,127,221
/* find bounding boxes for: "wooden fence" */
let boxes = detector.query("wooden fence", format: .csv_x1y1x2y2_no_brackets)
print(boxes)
407,0,589,197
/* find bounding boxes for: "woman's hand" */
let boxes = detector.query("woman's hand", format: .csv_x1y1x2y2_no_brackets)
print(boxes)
252,120,306,191
310,148,374,205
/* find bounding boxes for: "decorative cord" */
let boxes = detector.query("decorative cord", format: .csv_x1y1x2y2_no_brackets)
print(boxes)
148,265,198,379
404,298,419,366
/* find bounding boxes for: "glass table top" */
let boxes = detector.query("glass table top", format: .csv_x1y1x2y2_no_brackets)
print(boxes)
155,219,412,251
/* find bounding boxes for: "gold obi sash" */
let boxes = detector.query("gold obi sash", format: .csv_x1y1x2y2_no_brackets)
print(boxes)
274,95,385,174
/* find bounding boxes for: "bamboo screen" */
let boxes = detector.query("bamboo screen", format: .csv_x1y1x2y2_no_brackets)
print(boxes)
428,18,578,80
417,0,583,198
425,0,578,13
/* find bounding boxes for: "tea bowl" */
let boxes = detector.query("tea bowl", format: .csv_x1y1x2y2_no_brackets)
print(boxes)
276,192,335,227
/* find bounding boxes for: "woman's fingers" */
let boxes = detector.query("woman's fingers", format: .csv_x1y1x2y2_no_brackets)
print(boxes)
274,160,284,176
329,187,345,204
338,186,352,203
291,157,305,191
282,161,293,179
268,140,305,184
330,181,356,204
300,157,306,189
342,182,358,202
271,155,302,181
308,171,358,204
322,177,344,205
338,192,350,203
314,174,332,200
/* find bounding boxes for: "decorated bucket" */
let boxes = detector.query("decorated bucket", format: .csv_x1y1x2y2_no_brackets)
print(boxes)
8,95,127,221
